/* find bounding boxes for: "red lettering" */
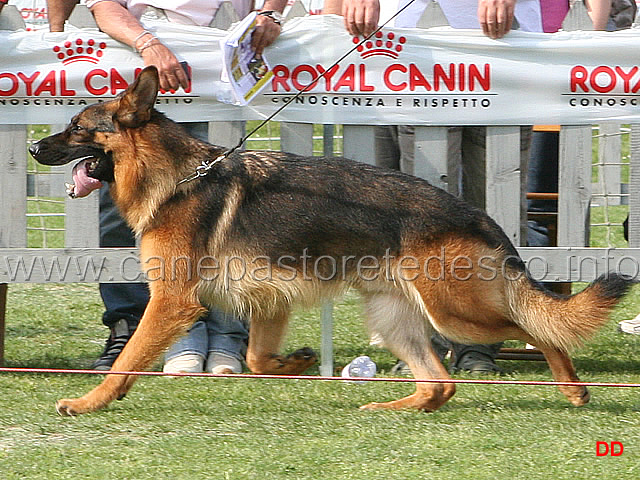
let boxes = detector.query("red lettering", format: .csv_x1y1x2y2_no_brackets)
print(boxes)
0,73,19,96
271,65,291,92
597,441,623,456
383,64,406,91
291,64,318,91
590,66,616,93
110,68,129,95
333,64,356,91
596,442,609,456
316,64,340,91
358,64,374,92
85,69,108,95
611,441,624,456
615,66,638,93
33,70,56,96
458,63,465,91
434,63,455,91
17,72,39,96
409,64,431,91
571,66,589,92
469,64,490,91
59,70,76,96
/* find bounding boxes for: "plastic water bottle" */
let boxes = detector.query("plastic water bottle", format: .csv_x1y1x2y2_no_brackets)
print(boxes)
341,356,377,384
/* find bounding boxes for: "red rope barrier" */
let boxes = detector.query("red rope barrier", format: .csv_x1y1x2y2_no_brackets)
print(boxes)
1,367,639,388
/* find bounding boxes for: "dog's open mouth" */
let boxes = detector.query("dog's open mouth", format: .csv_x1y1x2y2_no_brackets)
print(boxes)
66,156,103,199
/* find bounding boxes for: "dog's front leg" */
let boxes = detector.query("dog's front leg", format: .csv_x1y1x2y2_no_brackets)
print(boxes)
56,297,205,416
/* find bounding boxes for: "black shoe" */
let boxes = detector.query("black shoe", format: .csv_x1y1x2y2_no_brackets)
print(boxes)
91,318,138,371
451,351,503,375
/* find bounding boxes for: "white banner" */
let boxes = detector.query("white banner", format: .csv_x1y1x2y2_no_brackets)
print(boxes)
1,15,640,125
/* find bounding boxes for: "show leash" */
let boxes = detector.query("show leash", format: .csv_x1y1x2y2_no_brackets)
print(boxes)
177,1,420,186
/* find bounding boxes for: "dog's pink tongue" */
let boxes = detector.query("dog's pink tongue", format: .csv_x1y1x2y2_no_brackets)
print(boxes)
71,159,103,198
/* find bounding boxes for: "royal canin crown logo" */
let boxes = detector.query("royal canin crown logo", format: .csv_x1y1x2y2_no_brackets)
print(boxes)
354,31,406,59
53,39,107,65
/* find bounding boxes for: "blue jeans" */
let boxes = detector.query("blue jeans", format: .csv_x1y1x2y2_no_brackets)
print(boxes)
527,131,559,248
98,122,248,361
165,314,248,362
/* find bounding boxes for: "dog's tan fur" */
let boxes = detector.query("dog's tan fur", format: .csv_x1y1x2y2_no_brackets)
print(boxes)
30,67,632,416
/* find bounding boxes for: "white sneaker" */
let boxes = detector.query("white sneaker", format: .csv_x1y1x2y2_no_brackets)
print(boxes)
619,313,640,335
163,353,205,374
206,353,242,374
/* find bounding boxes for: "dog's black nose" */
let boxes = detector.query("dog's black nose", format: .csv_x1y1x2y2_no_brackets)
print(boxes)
29,142,40,157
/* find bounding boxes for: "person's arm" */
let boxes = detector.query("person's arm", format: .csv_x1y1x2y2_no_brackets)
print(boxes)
46,0,79,32
477,0,516,39
585,0,612,30
251,0,289,54
89,0,189,92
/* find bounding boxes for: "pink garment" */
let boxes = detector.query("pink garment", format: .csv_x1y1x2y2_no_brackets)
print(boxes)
539,0,570,32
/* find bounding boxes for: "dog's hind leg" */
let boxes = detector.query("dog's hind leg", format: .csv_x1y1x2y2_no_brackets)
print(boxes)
536,346,590,406
55,297,205,416
245,306,317,375
359,292,456,412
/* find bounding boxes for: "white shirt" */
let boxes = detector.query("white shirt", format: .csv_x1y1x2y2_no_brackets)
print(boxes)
86,0,254,26
381,0,545,33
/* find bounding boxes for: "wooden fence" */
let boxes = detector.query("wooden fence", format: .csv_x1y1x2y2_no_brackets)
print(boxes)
1,2,640,371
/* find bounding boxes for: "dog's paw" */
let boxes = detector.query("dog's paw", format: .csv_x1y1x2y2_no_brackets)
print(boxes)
559,385,590,407
55,398,90,417
287,347,317,363
569,387,591,407
286,347,317,374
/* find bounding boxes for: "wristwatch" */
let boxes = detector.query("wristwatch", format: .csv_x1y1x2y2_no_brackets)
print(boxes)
257,10,284,25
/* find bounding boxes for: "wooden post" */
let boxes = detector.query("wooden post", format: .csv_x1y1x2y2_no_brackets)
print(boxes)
557,126,593,247
413,127,449,191
0,284,6,366
0,124,28,366
485,126,523,245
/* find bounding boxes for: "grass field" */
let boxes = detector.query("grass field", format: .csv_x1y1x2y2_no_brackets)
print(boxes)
2,281,640,479
3,124,639,478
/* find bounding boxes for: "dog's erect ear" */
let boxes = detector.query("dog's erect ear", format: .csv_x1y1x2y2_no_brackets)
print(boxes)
115,66,159,128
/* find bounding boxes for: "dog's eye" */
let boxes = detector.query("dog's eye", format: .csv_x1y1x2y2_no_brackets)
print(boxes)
71,124,85,134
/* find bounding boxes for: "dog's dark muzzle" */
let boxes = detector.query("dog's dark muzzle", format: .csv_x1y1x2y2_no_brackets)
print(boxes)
28,141,42,159
29,135,106,167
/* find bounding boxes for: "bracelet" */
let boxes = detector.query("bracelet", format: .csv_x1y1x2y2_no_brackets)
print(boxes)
137,36,159,55
132,30,153,52
257,10,283,25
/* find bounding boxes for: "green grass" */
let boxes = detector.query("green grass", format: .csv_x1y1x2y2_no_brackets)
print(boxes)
5,124,639,478
2,285,640,479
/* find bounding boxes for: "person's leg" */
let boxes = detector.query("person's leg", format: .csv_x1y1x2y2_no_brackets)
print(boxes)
449,343,503,374
397,125,415,175
165,121,249,373
163,320,209,373
450,126,509,374
527,130,559,247
374,125,400,170
94,184,149,370
205,309,249,374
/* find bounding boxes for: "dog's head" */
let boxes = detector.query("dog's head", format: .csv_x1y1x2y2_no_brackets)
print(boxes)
29,66,160,197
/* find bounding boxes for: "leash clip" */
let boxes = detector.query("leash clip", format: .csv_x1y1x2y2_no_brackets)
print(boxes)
176,153,228,186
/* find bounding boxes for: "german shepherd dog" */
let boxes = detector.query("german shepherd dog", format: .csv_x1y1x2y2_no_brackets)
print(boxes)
31,67,632,416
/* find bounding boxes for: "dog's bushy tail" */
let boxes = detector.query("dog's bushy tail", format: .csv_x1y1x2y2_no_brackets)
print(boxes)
506,272,635,352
